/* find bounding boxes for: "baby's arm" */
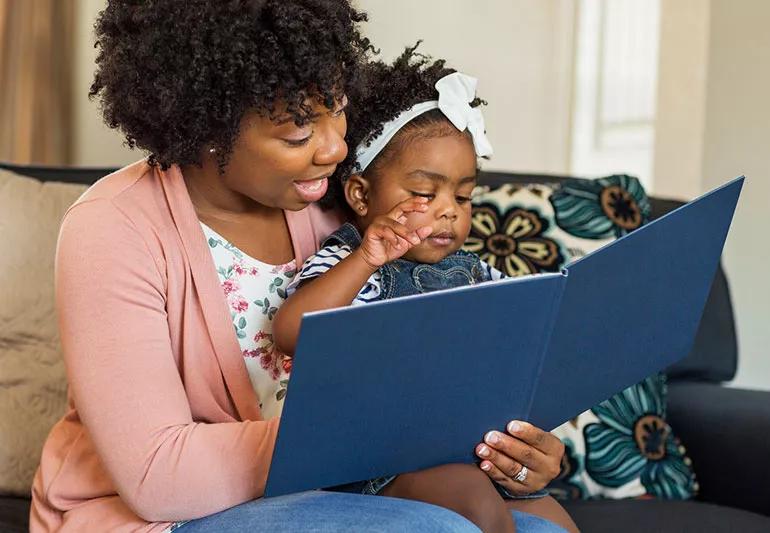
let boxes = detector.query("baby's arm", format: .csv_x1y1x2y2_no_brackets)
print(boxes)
273,246,379,355
273,197,432,356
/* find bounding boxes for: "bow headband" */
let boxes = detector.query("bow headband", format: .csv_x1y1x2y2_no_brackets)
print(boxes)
354,72,493,173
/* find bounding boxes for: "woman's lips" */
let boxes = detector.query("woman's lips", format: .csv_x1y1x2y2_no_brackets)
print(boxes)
293,176,328,203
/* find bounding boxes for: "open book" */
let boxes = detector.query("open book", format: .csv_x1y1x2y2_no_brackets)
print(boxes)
265,176,744,497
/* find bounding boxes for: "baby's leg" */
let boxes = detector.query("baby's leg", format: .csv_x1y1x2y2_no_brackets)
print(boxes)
380,463,515,533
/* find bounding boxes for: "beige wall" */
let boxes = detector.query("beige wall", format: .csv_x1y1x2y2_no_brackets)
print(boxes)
655,0,770,390
653,0,710,199
701,0,770,391
71,0,576,174
355,0,575,175
72,0,138,167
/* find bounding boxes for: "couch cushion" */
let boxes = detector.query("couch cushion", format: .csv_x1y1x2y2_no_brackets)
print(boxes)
0,496,30,533
0,169,87,495
562,499,770,533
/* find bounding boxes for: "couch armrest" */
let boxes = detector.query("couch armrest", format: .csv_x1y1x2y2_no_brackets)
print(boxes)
667,382,770,517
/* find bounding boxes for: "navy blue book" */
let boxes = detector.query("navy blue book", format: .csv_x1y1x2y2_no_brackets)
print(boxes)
265,177,744,498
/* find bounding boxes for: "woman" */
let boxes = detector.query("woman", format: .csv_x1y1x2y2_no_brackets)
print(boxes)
30,1,574,531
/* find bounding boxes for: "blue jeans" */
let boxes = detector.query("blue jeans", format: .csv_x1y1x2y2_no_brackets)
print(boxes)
175,491,567,532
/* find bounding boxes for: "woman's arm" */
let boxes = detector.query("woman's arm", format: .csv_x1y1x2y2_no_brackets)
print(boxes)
57,199,277,522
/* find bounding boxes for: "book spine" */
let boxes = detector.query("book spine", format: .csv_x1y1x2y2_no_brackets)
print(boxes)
522,269,568,422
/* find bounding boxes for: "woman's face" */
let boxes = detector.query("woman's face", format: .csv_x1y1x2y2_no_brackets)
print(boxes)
213,96,349,212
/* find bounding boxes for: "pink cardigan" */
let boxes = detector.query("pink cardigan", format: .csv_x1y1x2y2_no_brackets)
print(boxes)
30,161,344,532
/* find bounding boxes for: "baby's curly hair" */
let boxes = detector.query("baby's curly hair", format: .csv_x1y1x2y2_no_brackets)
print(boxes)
321,42,485,210
89,0,373,169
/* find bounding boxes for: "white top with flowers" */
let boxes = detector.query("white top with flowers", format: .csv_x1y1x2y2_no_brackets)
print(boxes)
201,223,296,420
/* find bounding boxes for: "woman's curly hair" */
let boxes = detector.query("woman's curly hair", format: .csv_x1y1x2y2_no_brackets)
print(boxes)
321,42,485,210
90,0,373,169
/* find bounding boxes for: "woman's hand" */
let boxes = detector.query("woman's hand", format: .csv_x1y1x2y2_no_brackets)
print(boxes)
357,197,433,269
475,420,565,496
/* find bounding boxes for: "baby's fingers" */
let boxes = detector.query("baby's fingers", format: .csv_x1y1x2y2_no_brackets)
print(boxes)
373,224,401,247
379,218,421,246
388,197,429,220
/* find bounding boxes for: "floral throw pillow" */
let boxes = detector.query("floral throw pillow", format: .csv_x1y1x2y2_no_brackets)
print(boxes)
465,174,650,277
548,373,698,500
464,174,698,500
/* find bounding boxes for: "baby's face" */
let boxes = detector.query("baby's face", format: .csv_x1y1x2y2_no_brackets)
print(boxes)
358,134,477,264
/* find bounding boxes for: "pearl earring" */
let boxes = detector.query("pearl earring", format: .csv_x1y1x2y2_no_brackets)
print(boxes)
208,147,216,154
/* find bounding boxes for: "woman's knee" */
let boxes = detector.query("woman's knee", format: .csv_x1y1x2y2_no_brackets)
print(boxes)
445,465,514,533
507,496,578,533
386,463,514,533
386,497,484,532
180,491,482,532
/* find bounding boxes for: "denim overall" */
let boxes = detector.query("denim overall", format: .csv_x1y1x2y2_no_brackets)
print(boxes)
323,222,492,298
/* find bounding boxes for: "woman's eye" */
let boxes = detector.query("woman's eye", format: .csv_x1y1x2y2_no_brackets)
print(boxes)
456,196,471,204
283,135,312,147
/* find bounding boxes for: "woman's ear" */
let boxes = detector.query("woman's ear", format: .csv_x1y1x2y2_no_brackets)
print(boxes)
345,174,370,217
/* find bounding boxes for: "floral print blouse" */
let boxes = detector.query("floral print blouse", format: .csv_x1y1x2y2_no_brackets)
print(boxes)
201,223,296,419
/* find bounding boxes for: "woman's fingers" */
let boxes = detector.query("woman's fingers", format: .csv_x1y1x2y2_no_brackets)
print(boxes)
506,421,565,457
482,430,549,471
477,439,551,492
476,442,526,481
477,458,528,496
481,429,562,486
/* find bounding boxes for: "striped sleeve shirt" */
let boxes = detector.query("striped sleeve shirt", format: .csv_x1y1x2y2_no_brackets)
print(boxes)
286,244,505,306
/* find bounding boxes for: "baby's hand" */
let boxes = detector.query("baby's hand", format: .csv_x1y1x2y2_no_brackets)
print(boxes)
357,198,433,269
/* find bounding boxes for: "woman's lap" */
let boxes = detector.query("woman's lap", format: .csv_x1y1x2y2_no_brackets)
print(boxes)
176,491,567,532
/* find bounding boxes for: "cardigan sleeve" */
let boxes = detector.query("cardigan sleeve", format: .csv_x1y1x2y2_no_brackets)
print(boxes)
55,198,278,522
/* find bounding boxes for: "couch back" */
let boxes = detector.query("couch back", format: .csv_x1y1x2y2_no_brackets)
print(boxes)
0,163,94,496
0,162,738,386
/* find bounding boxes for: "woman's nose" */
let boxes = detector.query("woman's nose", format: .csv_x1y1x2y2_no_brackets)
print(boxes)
313,121,348,167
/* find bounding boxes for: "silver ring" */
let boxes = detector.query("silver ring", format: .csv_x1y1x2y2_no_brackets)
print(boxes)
514,465,528,483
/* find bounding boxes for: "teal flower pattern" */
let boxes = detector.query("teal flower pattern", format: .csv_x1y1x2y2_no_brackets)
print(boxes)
583,375,697,499
549,175,651,239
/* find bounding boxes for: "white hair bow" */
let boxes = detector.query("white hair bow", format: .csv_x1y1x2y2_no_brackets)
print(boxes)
435,72,494,159
354,72,493,173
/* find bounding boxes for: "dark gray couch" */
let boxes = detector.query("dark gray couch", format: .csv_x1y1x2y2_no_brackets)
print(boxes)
1,163,768,532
